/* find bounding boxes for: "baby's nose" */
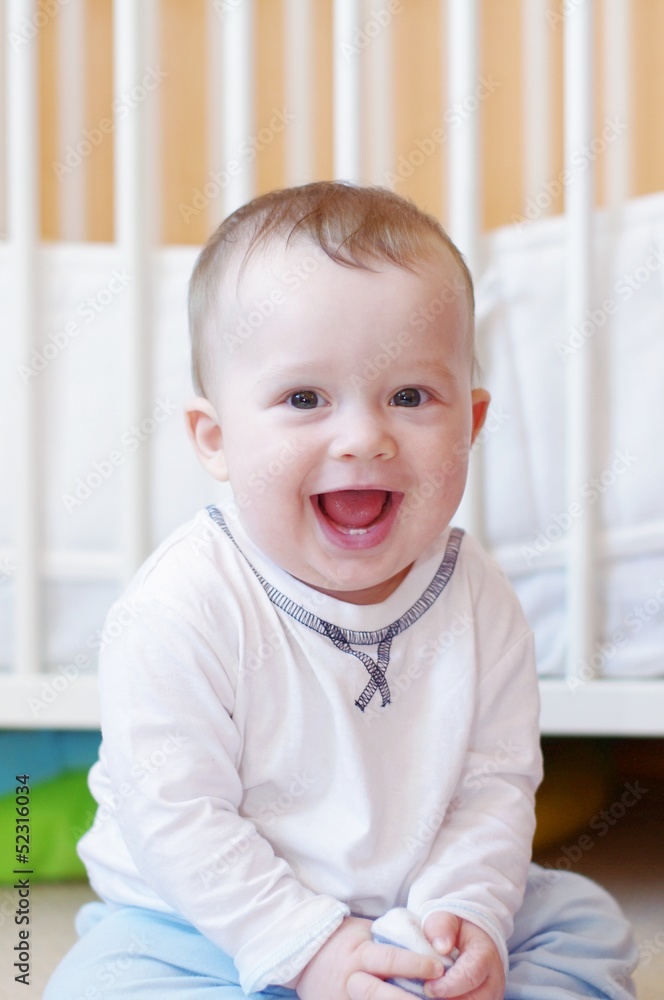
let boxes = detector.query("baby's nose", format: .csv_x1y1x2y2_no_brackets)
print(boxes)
328,412,397,462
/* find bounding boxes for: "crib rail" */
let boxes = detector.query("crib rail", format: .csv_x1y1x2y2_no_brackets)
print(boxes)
3,0,663,732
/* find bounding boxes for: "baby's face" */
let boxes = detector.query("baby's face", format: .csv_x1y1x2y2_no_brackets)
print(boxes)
198,242,488,604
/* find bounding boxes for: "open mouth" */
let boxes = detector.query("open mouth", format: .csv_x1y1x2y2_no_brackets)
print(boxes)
313,489,402,549
318,489,392,534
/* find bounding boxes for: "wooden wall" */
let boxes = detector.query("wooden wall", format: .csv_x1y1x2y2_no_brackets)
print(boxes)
35,0,664,245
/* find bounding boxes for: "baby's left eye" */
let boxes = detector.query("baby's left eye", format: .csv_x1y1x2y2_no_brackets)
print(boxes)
391,387,429,407
289,390,322,409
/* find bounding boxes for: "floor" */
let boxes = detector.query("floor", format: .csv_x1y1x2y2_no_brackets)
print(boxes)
0,782,662,1000
533,778,664,1000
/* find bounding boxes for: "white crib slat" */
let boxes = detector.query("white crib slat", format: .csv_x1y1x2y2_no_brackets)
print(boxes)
208,0,256,222
446,0,480,272
206,0,224,227
539,680,664,736
7,0,41,677
445,0,484,542
143,0,161,243
113,0,152,580
602,0,631,206
0,1,8,239
56,0,86,240
284,0,313,186
564,2,595,681
333,0,362,181
0,675,101,729
521,0,553,211
221,0,255,216
0,546,122,583
367,0,394,182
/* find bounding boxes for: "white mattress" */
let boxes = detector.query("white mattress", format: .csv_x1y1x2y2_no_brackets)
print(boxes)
474,192,664,676
1,242,233,675
2,193,663,678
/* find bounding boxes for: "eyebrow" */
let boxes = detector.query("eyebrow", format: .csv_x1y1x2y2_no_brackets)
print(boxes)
255,364,327,387
255,359,460,387
401,359,460,384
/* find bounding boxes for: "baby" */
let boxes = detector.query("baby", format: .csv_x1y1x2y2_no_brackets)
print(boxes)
45,183,636,1000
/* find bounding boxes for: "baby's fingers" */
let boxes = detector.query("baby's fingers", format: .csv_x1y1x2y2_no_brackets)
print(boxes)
347,970,432,1000
423,913,460,957
359,941,446,984
424,951,502,1000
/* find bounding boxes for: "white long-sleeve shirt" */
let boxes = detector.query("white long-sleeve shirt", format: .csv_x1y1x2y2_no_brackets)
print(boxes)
78,503,542,993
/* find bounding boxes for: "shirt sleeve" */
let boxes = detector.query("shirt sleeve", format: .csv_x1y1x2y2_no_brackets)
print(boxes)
403,630,543,972
97,596,349,994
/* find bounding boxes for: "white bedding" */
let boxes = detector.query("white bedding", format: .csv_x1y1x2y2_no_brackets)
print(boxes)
2,193,663,677
1,242,231,674
475,192,664,676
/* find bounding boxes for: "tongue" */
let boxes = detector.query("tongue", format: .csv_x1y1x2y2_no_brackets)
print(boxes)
320,490,388,529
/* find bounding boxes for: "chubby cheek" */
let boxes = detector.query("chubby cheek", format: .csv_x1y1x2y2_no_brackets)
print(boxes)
226,443,311,550
229,457,296,516
399,437,470,527
222,417,299,489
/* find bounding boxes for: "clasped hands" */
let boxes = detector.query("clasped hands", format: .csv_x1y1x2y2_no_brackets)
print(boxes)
293,912,504,1000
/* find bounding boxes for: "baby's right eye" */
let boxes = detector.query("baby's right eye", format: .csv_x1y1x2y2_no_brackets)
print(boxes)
289,390,321,409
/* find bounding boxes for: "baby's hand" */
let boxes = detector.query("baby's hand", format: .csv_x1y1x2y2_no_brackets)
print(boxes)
422,914,504,1000
295,916,447,1000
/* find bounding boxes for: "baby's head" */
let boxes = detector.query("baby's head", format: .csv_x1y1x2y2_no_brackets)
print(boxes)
186,182,489,604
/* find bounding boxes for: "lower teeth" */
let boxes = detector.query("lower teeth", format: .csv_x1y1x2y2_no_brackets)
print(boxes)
320,496,391,535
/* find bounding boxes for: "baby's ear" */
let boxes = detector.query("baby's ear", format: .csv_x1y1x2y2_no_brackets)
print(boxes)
184,397,229,482
469,388,491,445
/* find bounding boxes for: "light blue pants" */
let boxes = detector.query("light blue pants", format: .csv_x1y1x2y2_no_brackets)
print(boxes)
44,864,637,999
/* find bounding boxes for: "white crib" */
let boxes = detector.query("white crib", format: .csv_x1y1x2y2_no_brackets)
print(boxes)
2,0,663,733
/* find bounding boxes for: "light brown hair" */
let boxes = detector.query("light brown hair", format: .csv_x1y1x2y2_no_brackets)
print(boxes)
189,181,475,397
